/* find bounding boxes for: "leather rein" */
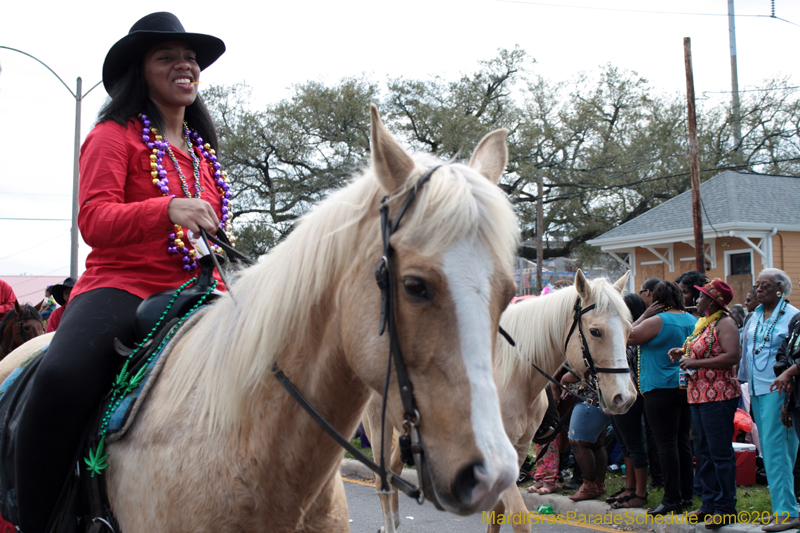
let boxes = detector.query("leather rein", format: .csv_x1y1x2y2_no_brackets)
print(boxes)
199,166,444,507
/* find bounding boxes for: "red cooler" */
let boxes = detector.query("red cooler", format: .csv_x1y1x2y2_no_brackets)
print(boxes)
733,442,756,486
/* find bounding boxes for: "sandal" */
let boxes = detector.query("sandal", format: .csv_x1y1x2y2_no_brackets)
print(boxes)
612,493,648,509
606,487,634,504
525,480,544,493
536,481,558,494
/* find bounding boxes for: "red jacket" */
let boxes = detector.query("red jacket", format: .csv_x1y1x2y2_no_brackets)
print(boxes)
73,118,224,301
0,279,14,318
45,304,66,333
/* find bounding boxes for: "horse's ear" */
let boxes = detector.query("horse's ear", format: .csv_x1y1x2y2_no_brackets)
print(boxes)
469,129,508,184
14,300,22,314
574,270,590,300
613,270,630,293
370,103,414,194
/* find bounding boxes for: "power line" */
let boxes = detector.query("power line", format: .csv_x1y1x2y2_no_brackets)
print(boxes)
495,0,795,22
0,217,71,221
0,230,70,262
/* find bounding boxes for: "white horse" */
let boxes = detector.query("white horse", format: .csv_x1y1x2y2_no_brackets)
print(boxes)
364,271,635,533
0,105,521,532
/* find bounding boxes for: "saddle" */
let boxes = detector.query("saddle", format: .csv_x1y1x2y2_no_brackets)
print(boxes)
0,256,223,532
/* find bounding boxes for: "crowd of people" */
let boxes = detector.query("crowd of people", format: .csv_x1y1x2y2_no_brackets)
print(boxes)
520,267,800,531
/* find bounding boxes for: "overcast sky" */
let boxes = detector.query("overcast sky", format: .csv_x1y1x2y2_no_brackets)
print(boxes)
1,0,798,277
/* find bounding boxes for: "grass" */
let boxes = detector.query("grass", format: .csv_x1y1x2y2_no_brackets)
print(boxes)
520,468,774,519
345,438,374,462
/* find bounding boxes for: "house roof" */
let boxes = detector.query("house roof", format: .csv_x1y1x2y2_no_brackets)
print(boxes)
1,275,66,306
588,171,800,249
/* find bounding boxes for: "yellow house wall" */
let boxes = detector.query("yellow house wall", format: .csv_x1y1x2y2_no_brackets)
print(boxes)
631,234,799,300
775,232,800,293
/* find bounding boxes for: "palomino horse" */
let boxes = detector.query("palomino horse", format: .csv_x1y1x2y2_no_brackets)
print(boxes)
364,271,636,533
0,105,520,532
0,302,44,361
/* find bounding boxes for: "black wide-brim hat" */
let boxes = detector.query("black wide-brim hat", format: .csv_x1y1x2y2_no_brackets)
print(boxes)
51,277,76,307
103,12,225,93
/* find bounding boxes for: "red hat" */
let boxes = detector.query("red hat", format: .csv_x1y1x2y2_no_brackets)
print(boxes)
695,278,734,312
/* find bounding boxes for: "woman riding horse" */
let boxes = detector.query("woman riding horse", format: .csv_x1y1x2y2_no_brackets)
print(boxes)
14,12,229,531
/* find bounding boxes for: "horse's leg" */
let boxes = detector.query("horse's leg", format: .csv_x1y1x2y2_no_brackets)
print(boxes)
504,485,532,533
296,471,350,533
363,394,399,533
485,496,506,533
388,434,403,530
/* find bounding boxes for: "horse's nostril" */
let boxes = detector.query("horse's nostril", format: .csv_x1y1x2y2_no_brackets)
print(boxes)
613,394,626,407
452,461,483,505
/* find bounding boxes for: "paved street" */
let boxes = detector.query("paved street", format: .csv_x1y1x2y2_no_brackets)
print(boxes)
343,476,618,533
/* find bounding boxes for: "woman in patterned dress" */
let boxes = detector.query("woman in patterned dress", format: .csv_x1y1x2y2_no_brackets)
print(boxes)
669,279,740,529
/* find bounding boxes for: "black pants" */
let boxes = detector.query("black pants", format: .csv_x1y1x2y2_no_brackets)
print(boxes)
610,394,648,469
642,387,694,506
16,289,141,532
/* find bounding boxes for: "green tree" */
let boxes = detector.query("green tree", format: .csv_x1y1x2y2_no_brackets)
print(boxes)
203,78,377,258
204,51,800,265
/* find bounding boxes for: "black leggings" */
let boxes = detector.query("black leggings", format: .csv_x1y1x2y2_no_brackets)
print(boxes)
642,387,694,505
16,289,141,532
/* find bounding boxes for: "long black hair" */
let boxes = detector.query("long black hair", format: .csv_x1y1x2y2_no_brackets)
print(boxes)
623,293,647,323
97,59,218,151
652,281,686,311
675,270,708,307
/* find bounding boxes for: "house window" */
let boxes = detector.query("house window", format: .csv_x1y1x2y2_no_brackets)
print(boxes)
730,252,751,276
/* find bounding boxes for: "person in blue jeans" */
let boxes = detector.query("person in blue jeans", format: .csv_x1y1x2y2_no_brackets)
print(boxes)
670,279,741,529
628,281,696,516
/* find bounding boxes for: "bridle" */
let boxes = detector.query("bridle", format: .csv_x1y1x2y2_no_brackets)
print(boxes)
0,307,36,357
199,167,445,508
373,165,443,508
564,296,630,381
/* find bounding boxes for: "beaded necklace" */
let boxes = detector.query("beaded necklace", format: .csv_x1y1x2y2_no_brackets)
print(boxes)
751,299,787,371
140,114,235,271
682,311,724,360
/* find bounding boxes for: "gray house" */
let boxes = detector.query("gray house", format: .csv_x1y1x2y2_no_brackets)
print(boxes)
587,171,800,302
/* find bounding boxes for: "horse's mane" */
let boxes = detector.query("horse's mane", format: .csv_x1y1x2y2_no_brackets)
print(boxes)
494,278,630,387
163,154,519,432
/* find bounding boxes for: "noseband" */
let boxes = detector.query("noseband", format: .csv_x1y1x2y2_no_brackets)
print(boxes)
564,296,630,380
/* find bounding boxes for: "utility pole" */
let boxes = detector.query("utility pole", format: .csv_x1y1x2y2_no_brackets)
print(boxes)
684,38,705,274
536,175,544,294
728,0,742,153
0,46,102,279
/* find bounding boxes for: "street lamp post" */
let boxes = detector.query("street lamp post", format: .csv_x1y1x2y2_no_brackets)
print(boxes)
0,46,102,278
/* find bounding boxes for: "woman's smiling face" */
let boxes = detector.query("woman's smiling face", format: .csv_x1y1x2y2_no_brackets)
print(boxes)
143,41,200,112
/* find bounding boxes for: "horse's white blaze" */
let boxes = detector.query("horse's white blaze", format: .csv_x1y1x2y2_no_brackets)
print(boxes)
601,310,636,412
441,237,517,509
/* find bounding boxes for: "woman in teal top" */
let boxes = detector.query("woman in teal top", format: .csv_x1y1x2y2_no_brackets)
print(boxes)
628,281,696,516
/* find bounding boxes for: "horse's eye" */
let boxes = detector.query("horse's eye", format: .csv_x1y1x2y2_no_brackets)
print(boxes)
590,328,602,338
403,277,430,300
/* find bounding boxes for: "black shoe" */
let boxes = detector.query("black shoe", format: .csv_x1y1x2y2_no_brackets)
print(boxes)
647,502,682,516
687,509,712,522
682,499,693,508
563,479,582,491
517,471,534,486
648,481,664,489
705,513,737,530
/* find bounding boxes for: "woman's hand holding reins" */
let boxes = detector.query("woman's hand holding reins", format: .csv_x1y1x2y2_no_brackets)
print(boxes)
168,198,220,235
